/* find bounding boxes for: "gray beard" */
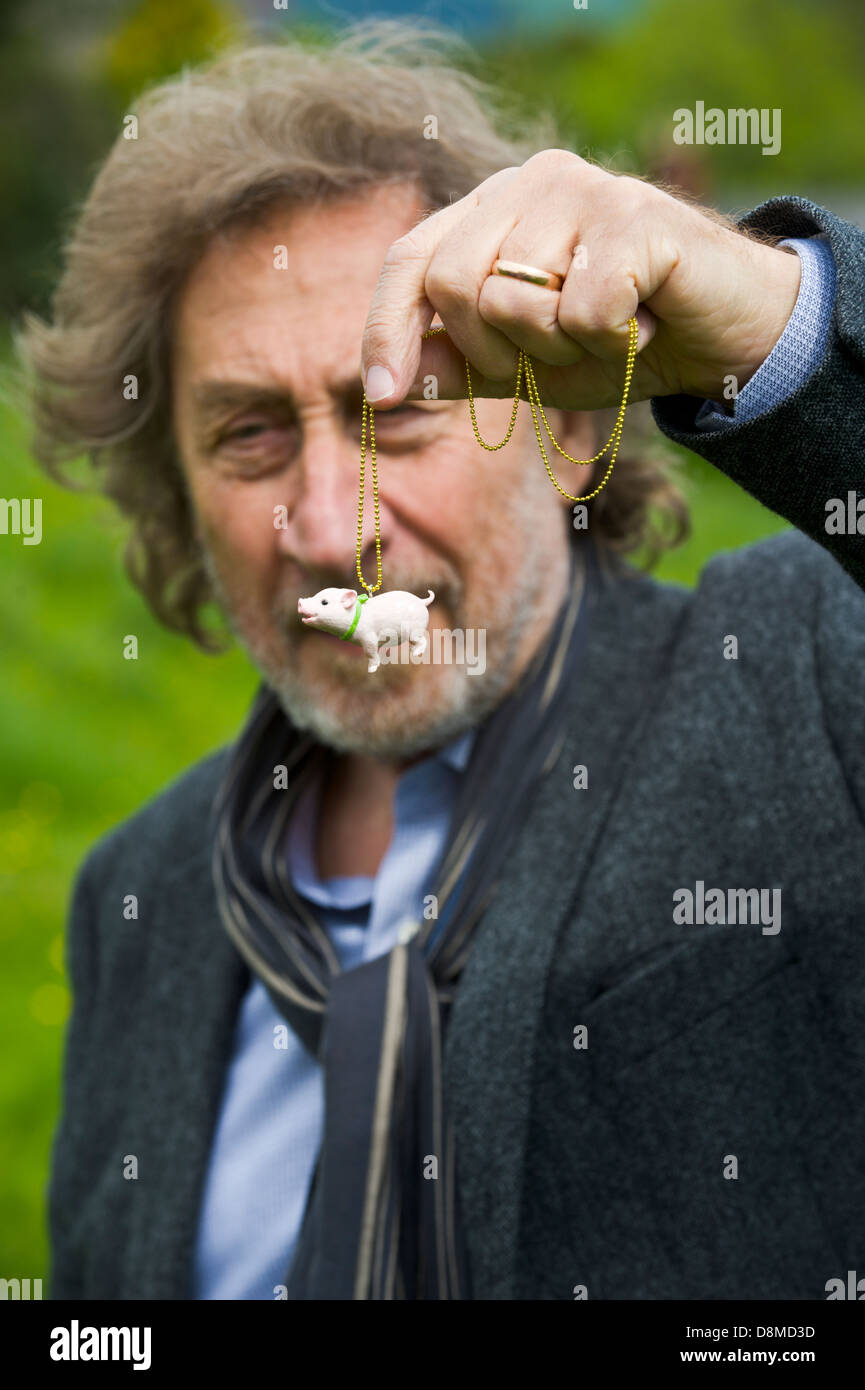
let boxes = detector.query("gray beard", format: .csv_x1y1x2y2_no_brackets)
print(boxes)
261,625,525,759
207,561,544,759
197,478,570,760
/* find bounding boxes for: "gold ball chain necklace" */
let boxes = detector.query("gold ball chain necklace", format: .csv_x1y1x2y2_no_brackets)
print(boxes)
355,314,639,596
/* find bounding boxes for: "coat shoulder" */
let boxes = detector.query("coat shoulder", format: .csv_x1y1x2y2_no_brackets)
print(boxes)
690,526,863,621
77,743,234,895
700,525,851,580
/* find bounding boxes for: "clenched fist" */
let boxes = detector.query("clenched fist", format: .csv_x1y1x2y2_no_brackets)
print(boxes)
359,148,802,412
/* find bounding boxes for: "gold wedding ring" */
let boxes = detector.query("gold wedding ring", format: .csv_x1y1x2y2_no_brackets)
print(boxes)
492,258,564,291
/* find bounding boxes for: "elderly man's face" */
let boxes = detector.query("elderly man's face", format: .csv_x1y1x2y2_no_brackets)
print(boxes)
171,184,591,757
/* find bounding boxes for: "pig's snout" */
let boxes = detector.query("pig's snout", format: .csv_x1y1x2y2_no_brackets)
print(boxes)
298,598,316,623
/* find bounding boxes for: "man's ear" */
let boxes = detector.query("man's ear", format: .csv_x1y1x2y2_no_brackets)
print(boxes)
340,588,357,609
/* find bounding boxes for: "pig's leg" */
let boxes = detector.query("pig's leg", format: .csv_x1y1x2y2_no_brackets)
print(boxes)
409,631,427,661
361,634,381,673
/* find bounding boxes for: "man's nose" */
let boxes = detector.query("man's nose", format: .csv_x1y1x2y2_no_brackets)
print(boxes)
276,420,392,576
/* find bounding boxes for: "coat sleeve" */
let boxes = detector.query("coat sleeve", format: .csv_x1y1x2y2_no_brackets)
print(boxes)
650,194,865,595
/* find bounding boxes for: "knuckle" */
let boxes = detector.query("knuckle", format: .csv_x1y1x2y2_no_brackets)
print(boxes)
382,228,429,267
523,147,582,176
621,176,670,228
424,260,471,310
616,173,653,207
477,166,520,194
559,298,617,339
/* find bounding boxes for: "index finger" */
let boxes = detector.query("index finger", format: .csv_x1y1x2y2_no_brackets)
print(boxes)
359,167,519,407
359,195,475,408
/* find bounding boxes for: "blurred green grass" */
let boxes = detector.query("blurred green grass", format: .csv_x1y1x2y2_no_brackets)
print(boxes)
0,363,258,1280
0,357,788,1280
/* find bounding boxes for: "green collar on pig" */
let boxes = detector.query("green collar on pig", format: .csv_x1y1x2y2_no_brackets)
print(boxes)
339,592,369,640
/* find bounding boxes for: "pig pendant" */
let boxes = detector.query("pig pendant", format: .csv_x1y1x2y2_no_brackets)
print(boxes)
297,587,435,673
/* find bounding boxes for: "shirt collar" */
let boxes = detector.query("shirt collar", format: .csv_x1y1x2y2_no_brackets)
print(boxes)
434,726,476,774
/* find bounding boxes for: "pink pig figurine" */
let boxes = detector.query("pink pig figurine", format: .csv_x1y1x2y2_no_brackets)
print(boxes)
298,587,435,673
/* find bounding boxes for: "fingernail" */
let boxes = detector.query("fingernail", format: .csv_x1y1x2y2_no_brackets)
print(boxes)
365,365,394,402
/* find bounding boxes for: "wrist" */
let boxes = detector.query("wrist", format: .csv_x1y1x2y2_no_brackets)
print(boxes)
721,240,802,397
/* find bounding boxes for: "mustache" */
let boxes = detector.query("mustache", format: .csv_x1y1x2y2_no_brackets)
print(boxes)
198,540,464,639
275,570,463,624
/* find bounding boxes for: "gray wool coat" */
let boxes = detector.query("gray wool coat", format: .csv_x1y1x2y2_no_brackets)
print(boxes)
49,195,865,1300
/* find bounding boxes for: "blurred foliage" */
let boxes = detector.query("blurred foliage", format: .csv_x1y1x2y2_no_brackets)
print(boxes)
0,29,116,319
0,349,258,1276
486,0,865,195
0,0,243,315
2,0,863,314
104,0,242,102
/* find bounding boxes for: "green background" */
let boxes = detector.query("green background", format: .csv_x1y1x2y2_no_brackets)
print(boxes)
2,0,858,1282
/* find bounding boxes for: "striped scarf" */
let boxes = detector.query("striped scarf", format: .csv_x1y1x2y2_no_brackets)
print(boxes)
211,530,595,1299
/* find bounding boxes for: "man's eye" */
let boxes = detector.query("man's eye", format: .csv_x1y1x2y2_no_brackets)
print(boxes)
370,403,435,431
225,422,269,441
208,418,296,478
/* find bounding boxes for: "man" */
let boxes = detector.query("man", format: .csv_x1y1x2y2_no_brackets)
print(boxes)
24,23,864,1300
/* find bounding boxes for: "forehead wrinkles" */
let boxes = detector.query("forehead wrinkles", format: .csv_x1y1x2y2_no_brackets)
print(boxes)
173,278,367,413
174,188,424,376
174,321,360,415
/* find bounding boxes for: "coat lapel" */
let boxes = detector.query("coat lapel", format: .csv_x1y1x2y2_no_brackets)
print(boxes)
443,560,690,1298
119,841,250,1300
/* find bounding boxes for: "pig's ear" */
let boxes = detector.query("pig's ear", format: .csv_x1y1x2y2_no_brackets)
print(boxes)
340,588,357,610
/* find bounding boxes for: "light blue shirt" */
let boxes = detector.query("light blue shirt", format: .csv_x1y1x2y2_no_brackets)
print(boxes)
192,233,838,1299
192,728,476,1299
693,234,836,431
